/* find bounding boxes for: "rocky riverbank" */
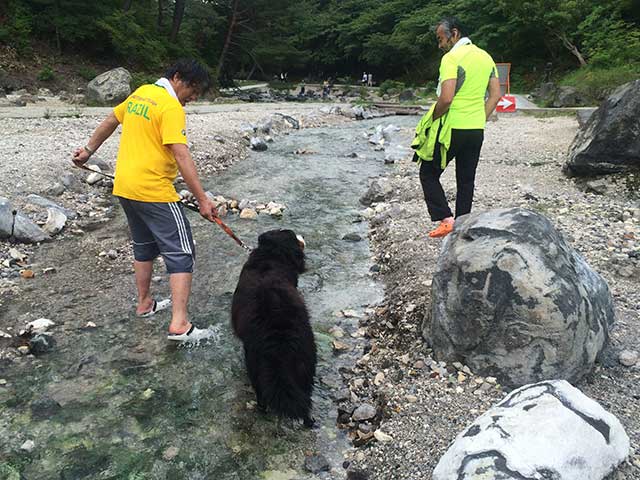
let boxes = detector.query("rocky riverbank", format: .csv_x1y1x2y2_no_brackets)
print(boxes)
1,105,639,478
0,103,357,305
339,114,640,479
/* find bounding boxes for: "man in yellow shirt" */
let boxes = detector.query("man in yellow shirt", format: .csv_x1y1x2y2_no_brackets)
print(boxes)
421,17,502,238
72,59,217,342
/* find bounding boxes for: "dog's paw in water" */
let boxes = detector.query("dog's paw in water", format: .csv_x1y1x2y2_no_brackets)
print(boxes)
232,229,317,426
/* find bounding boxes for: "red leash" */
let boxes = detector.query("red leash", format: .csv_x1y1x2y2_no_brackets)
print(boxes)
181,201,252,252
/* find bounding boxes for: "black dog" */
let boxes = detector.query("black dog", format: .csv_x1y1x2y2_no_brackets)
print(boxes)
231,229,317,427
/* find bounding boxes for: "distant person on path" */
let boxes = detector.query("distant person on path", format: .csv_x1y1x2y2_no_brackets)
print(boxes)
362,72,368,85
322,79,330,98
72,59,218,342
419,17,501,238
367,73,373,87
298,79,306,97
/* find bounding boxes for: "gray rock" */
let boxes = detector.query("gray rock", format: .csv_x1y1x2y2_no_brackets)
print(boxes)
342,233,363,242
29,333,56,355
534,82,557,104
25,194,77,220
360,180,393,206
398,89,415,102
20,440,36,452
352,403,377,421
585,179,609,195
86,67,132,105
426,208,614,388
60,172,85,193
304,454,330,473
250,137,268,151
565,80,640,177
30,397,61,420
618,350,639,367
0,197,49,243
576,109,596,128
86,155,112,172
553,86,585,107
45,182,66,197
433,380,630,480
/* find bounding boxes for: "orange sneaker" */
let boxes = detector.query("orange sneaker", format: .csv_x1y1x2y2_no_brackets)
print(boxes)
428,220,454,238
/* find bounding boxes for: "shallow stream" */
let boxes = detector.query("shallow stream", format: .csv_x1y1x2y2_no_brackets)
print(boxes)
0,114,418,480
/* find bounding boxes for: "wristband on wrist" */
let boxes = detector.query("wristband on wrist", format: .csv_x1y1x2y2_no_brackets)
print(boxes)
83,145,95,156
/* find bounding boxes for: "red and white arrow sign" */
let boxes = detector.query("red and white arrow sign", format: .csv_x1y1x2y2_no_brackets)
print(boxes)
496,95,516,112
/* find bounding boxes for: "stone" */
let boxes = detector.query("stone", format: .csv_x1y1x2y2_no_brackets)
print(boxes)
43,208,67,235
576,109,596,128
46,182,66,197
426,208,614,388
86,67,132,105
618,350,639,367
352,403,377,421
162,446,180,461
20,440,35,452
26,318,55,333
239,208,257,220
250,137,268,151
0,197,49,243
398,89,415,102
25,194,77,219
553,86,585,107
585,179,608,195
359,179,393,206
86,172,103,185
565,80,640,176
30,397,61,420
342,233,362,242
304,454,330,473
29,334,56,355
433,380,630,480
373,430,393,442
60,172,85,193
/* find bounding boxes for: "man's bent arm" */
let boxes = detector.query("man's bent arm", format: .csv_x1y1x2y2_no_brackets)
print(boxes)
485,77,501,120
72,112,120,165
168,143,217,221
433,79,456,120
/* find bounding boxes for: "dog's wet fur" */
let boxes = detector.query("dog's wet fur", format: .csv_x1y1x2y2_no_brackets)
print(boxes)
231,229,317,427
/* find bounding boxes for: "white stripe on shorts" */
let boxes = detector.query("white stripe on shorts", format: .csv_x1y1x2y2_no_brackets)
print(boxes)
168,203,192,254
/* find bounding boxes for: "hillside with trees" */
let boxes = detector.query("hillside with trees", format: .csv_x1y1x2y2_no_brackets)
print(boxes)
0,0,639,98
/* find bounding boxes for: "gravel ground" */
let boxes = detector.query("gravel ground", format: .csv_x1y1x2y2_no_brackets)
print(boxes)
341,113,640,479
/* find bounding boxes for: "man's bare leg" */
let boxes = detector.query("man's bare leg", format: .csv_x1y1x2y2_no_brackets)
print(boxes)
168,272,192,334
134,260,155,315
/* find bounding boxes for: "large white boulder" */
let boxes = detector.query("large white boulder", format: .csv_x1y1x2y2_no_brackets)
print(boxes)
434,380,630,480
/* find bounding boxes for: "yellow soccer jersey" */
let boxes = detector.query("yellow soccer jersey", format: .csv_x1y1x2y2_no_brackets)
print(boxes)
112,84,187,202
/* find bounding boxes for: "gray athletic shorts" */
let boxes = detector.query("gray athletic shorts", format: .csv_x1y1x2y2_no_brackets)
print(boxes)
118,197,195,274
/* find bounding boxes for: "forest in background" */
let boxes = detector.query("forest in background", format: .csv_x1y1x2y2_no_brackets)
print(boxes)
0,0,639,97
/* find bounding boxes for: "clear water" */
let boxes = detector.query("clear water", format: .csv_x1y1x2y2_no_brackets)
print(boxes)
0,115,419,479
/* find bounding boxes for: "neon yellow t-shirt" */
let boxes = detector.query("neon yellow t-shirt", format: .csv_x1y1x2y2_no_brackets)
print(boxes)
439,44,498,130
112,84,187,202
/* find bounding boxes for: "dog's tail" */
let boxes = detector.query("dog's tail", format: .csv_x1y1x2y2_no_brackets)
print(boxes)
259,359,314,423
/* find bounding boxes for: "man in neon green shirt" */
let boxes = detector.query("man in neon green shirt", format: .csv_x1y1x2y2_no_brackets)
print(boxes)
72,59,217,342
421,17,502,238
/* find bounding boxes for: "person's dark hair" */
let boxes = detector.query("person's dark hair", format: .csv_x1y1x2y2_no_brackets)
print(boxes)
165,59,211,93
435,17,468,39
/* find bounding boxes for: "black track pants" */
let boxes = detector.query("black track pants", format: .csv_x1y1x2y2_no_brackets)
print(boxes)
419,128,484,222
